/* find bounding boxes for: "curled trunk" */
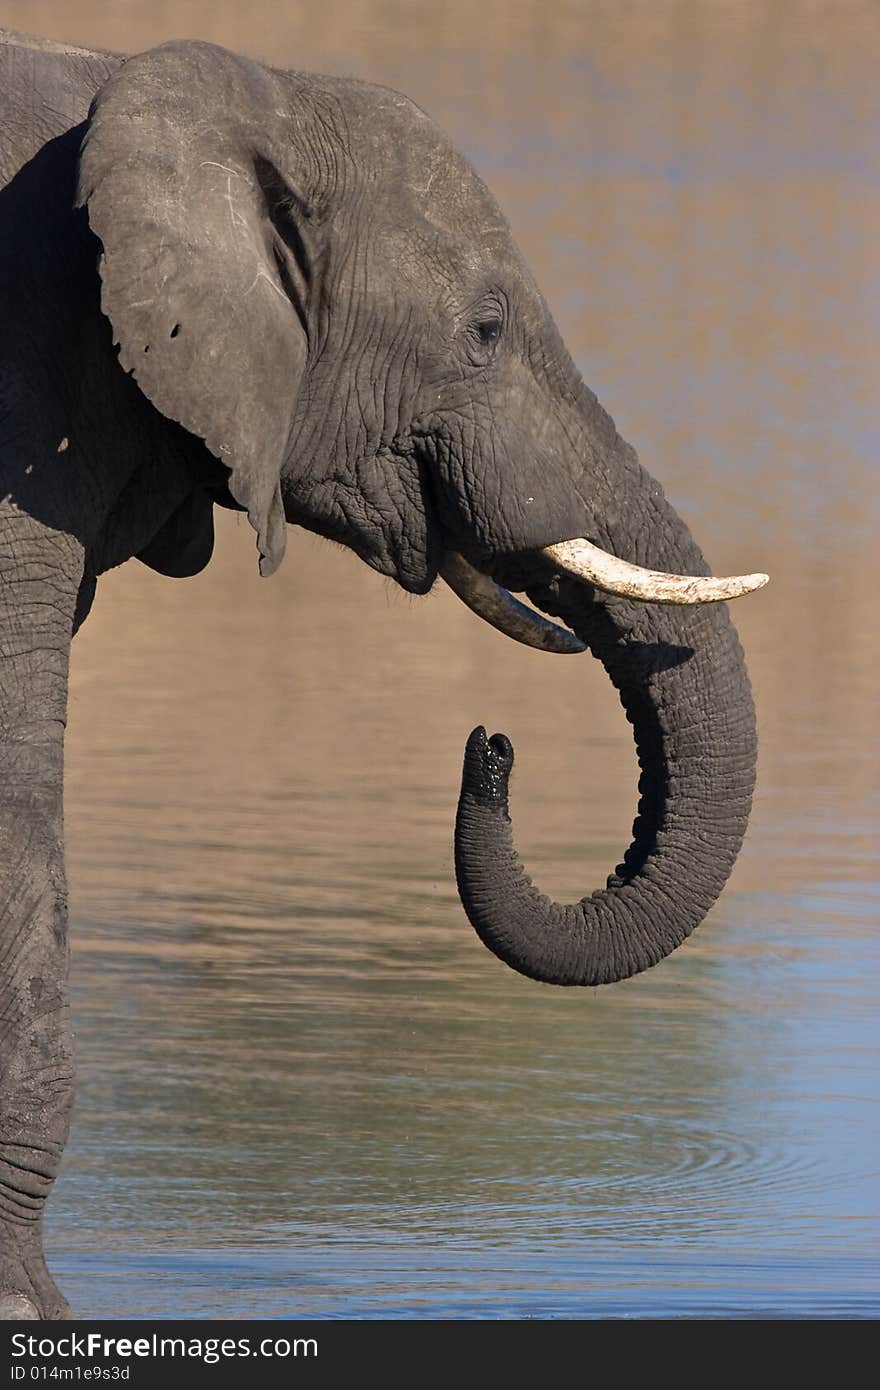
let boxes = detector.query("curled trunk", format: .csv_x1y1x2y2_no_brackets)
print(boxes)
455,550,757,986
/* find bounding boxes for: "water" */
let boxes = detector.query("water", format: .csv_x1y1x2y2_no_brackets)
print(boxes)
5,0,878,1317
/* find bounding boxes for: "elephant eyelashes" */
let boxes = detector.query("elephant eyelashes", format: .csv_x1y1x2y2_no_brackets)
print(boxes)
466,314,504,366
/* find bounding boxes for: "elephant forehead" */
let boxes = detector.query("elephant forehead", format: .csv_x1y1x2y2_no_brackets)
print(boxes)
370,160,517,290
346,86,510,239
370,215,510,291
403,148,508,245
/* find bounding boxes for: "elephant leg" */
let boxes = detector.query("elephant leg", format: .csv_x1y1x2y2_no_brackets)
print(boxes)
0,509,83,1320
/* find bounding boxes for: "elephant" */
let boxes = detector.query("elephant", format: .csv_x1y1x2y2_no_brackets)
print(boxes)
0,29,767,1318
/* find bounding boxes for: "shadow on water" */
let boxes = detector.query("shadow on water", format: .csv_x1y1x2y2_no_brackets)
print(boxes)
3,0,877,1317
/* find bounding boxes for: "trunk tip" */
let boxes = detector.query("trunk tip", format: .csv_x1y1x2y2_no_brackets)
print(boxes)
462,726,514,805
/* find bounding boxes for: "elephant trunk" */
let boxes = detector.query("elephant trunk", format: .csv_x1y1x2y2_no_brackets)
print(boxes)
454,490,758,985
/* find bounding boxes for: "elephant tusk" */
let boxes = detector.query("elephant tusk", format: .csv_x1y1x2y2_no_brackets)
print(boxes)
543,538,769,605
441,552,586,654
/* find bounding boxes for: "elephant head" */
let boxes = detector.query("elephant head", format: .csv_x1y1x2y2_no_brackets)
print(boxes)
77,41,766,985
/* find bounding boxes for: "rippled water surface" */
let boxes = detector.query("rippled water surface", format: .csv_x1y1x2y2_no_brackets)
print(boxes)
5,0,878,1317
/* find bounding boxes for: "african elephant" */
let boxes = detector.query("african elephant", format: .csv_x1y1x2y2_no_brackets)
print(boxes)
0,30,766,1318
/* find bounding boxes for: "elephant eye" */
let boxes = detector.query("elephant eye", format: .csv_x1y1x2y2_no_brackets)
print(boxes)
467,312,504,364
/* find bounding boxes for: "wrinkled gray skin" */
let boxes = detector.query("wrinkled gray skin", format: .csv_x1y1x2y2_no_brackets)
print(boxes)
0,32,757,1317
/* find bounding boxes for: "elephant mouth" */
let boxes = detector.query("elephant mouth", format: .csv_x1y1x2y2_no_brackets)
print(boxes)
441,543,769,652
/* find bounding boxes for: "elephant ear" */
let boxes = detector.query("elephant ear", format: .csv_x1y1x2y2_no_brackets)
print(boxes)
77,41,312,576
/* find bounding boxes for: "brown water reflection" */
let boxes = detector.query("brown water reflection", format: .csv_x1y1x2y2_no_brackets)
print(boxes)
5,0,877,1315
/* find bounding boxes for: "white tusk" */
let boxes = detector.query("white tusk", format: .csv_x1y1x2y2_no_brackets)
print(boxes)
441,552,586,654
544,538,769,605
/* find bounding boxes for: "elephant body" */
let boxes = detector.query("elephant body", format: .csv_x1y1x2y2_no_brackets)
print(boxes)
0,30,761,1317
